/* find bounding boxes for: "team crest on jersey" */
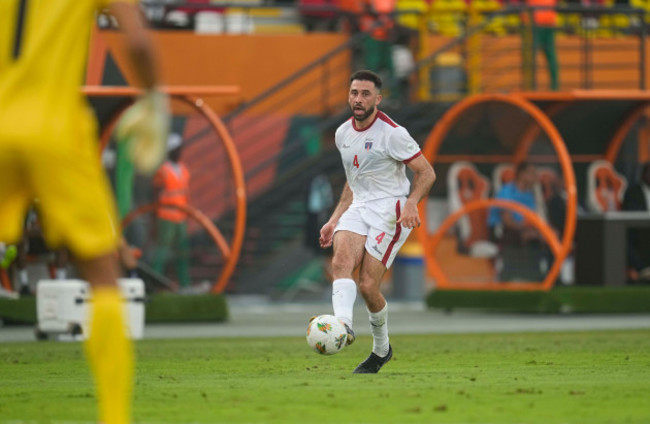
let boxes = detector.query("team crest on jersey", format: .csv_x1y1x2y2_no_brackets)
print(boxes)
365,141,373,151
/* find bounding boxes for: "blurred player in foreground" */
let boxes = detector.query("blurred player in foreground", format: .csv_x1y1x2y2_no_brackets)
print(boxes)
0,1,168,423
319,70,435,373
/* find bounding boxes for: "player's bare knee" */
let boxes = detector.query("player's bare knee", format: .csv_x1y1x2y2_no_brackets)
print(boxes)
330,254,355,278
357,278,378,299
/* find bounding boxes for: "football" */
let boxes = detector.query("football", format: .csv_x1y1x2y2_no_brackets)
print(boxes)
306,314,348,355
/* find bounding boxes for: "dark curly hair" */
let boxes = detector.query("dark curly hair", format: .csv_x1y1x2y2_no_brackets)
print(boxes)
350,70,382,90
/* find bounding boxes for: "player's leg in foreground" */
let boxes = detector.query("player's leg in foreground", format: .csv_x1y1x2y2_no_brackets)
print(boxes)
33,142,134,424
77,255,133,424
330,230,366,346
353,253,392,374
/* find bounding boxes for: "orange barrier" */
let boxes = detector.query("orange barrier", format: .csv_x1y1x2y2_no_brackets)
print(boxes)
84,85,245,294
122,202,231,290
418,92,577,291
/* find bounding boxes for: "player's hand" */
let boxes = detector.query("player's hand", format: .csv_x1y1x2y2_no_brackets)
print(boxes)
319,222,336,248
397,201,421,229
116,89,170,175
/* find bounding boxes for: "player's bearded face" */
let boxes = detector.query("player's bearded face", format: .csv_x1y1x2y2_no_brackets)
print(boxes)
349,80,381,123
352,104,375,122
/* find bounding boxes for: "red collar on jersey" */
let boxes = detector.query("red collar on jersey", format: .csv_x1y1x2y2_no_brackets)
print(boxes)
351,110,398,132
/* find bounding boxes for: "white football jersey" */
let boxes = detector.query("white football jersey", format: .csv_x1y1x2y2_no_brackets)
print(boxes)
335,111,421,204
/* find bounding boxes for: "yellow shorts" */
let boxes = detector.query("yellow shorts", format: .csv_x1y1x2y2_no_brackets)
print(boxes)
0,134,119,260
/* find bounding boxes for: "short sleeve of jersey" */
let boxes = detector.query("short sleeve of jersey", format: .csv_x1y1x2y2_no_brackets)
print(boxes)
386,127,421,163
334,124,345,147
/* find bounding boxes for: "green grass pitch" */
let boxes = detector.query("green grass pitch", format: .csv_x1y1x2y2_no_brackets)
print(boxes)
1,329,649,423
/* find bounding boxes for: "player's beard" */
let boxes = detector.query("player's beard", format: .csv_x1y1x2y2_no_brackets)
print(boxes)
352,104,375,123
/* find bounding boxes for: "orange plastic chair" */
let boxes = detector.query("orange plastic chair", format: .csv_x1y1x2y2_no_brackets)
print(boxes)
587,160,627,212
447,162,495,256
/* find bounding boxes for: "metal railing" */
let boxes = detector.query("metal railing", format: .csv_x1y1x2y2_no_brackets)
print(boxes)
413,5,648,96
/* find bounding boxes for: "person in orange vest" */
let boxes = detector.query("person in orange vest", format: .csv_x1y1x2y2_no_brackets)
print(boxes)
152,133,191,289
525,0,559,90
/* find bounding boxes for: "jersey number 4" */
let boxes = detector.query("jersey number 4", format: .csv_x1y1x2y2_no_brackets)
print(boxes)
12,0,29,60
353,155,359,168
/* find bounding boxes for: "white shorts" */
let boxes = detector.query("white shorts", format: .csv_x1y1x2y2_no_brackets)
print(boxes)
334,197,412,269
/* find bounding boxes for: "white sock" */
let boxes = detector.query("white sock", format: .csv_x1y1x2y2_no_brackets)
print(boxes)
19,269,29,286
369,304,389,357
332,278,356,328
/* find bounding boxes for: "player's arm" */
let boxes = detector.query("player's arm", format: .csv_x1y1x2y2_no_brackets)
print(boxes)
319,183,353,248
398,155,436,229
109,2,169,174
108,2,159,88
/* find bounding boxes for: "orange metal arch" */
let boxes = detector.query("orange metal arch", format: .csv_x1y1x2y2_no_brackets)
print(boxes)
123,202,231,258
185,94,246,294
84,85,245,294
605,102,650,163
513,102,567,164
418,93,577,291
122,203,231,289
428,199,561,290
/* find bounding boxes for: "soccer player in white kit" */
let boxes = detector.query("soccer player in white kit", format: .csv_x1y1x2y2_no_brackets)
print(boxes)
319,70,436,373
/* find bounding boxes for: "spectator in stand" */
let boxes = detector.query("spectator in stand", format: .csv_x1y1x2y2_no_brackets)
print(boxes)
524,0,559,90
152,134,191,289
299,0,340,32
622,162,650,282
